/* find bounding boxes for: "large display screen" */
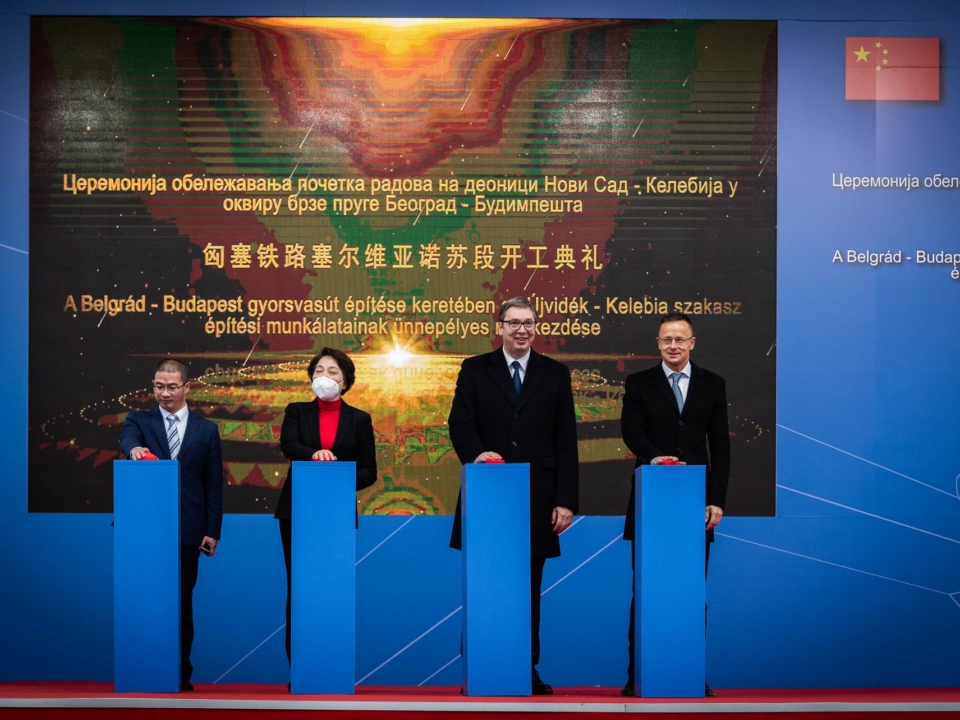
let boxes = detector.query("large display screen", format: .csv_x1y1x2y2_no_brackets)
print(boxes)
29,17,777,516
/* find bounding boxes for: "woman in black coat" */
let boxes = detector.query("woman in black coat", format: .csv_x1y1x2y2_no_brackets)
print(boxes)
274,348,377,665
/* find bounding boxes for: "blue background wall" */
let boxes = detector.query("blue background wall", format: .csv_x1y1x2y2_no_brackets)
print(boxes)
2,1,959,689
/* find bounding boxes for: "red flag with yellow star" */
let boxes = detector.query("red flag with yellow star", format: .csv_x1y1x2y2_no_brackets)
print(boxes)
846,37,939,101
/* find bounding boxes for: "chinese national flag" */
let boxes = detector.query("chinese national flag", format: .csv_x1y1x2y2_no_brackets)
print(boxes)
846,37,939,101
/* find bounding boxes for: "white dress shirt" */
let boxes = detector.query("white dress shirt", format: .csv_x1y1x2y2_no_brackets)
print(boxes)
504,347,531,383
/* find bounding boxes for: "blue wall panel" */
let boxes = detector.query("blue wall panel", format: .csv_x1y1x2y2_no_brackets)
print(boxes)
3,0,960,690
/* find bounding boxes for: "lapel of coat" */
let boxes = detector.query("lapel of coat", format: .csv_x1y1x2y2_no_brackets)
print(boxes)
516,350,547,411
652,365,681,416
682,363,705,416
304,399,322,449
179,409,201,457
331,401,354,457
486,349,519,407
149,407,172,459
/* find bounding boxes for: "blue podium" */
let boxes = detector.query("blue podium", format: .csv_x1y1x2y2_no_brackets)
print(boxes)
462,462,531,696
114,460,180,693
634,464,705,698
290,461,356,695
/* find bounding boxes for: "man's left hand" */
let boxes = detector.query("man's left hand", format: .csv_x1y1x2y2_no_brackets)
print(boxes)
705,505,723,531
200,536,218,555
552,506,574,534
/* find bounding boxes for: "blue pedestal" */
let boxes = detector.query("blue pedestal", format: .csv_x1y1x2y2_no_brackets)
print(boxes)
634,464,705,698
291,461,356,695
462,462,531,697
114,460,180,693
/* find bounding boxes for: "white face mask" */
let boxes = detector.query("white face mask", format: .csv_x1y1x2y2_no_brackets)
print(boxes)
312,375,341,401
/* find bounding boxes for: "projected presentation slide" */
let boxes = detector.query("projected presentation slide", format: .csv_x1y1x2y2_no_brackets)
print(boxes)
29,17,777,517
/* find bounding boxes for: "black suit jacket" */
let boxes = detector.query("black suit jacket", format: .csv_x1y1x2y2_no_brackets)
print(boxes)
273,398,377,520
119,407,224,545
448,348,579,559
620,362,730,542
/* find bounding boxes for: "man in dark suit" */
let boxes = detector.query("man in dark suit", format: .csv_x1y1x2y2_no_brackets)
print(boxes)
620,312,730,697
119,358,224,692
448,296,579,695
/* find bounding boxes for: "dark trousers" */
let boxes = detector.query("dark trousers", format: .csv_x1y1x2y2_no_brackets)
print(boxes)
279,519,293,664
626,538,710,681
180,544,201,683
531,556,546,668
279,516,360,665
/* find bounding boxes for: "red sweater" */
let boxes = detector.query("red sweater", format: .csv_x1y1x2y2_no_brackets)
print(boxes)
318,397,341,450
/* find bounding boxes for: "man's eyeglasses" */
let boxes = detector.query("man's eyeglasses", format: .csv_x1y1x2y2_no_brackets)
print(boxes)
153,382,188,393
501,320,536,330
657,336,693,347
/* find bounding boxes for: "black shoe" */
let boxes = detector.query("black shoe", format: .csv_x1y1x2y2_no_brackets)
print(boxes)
621,679,635,697
705,683,715,697
179,681,194,692
531,669,553,695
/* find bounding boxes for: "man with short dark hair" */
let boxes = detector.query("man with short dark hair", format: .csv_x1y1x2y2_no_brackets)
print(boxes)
448,296,579,695
119,359,224,692
619,313,730,697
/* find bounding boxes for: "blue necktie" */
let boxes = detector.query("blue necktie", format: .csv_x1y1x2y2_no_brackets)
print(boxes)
670,372,684,412
166,415,180,460
511,360,522,396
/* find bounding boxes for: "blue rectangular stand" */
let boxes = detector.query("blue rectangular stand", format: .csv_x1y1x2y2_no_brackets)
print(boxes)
114,460,180,693
291,461,356,695
635,464,705,698
462,462,531,696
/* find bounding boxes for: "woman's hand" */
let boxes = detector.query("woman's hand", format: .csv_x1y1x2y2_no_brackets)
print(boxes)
312,449,338,461
474,451,503,462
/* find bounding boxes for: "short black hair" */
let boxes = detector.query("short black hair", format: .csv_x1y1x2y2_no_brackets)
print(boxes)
307,348,356,393
155,358,189,383
498,296,537,323
659,312,694,334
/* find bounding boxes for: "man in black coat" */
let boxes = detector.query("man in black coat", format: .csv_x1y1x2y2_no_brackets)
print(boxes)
620,312,730,697
119,359,224,692
448,297,579,695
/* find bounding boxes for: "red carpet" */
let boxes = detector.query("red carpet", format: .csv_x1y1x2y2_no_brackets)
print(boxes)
1,683,958,719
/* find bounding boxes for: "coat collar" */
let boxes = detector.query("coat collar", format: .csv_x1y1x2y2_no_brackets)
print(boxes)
303,397,356,453
653,362,703,416
149,405,201,458
146,407,169,458
180,409,201,456
683,363,706,412
486,348,547,410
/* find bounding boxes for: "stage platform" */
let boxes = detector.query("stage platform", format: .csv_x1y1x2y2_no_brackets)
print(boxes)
1,684,959,718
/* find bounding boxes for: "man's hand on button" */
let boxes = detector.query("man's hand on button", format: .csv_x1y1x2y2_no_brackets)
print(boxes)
474,451,503,463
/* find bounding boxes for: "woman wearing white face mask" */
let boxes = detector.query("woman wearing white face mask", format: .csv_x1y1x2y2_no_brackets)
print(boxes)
273,348,377,670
